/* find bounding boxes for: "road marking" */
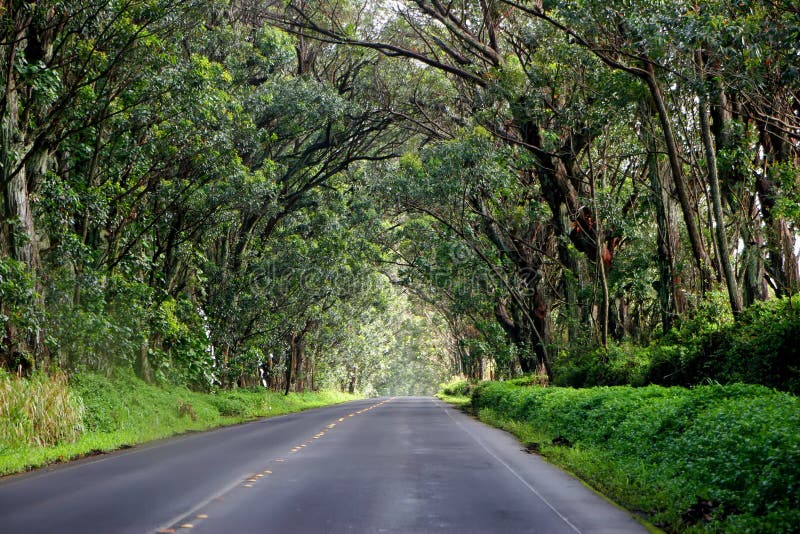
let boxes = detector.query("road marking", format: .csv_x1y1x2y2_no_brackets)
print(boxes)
154,399,396,533
439,401,583,534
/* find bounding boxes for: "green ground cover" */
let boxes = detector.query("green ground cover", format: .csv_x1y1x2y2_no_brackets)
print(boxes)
0,369,357,476
442,379,799,533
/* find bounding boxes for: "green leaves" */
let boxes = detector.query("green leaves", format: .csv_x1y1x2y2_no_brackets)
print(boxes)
473,380,800,531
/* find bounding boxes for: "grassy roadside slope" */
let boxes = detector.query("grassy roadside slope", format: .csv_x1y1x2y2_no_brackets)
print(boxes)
439,379,800,533
0,369,358,476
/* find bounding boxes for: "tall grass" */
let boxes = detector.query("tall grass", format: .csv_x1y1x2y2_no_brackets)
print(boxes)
0,370,84,451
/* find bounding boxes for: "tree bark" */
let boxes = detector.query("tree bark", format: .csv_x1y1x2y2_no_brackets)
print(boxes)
639,102,685,331
696,53,743,315
756,124,800,297
643,65,713,292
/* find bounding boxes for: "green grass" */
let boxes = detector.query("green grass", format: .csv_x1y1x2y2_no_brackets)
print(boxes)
435,377,476,408
452,380,800,533
435,391,471,407
0,370,359,476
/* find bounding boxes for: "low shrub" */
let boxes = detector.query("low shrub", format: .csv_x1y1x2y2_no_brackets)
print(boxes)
645,295,800,394
553,295,800,394
440,378,474,397
205,393,250,417
472,380,800,532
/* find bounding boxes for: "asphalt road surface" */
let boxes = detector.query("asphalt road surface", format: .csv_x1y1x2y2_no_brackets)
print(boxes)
0,397,647,533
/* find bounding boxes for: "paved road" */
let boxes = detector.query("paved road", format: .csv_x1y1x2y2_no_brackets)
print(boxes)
0,397,646,533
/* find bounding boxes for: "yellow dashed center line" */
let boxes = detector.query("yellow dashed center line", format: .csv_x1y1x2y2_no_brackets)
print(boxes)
159,399,395,534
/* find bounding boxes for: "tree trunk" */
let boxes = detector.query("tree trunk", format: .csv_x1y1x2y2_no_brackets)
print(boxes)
640,103,685,332
293,332,306,393
347,364,357,394
695,56,743,315
1,54,42,366
756,124,800,296
644,65,713,292
284,335,296,395
709,87,769,305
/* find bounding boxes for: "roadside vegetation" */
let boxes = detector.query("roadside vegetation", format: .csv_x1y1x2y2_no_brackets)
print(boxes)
555,294,800,394
471,380,799,534
436,378,475,408
439,301,800,532
0,369,356,476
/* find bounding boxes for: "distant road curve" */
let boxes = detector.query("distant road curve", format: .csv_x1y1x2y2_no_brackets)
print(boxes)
0,397,646,533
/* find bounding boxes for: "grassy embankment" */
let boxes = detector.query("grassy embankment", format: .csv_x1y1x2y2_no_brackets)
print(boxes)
0,369,357,476
438,379,799,533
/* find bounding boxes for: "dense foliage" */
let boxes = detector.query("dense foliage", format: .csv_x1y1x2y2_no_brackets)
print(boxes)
1,3,799,530
471,380,800,532
266,0,800,382
0,0,453,393
556,294,800,393
1,1,798,394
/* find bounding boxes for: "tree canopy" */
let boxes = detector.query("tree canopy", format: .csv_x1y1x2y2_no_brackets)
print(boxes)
1,0,798,393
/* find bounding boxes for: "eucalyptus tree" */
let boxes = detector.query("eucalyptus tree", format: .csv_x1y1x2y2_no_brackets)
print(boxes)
376,128,561,375
1,0,216,367
268,1,657,369
310,276,453,396
35,5,250,377
176,7,411,386
680,0,800,301
513,0,799,308
379,208,510,378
